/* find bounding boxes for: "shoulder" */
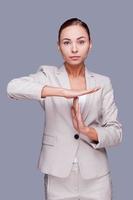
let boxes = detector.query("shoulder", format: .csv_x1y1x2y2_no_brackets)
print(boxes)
90,70,112,85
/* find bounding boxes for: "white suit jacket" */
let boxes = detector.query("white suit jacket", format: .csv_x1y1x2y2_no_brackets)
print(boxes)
7,64,122,179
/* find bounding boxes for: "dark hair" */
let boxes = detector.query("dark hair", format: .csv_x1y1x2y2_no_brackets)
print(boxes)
58,18,91,44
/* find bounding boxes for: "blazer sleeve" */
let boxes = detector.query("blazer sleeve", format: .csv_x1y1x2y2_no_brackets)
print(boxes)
6,66,48,101
89,77,123,149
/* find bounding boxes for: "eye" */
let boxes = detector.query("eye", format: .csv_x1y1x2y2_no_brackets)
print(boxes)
63,41,70,45
78,40,85,44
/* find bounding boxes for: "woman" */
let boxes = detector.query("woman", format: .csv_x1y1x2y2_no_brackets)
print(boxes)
7,18,122,200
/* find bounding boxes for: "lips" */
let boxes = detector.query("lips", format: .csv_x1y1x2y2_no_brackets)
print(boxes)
70,56,80,59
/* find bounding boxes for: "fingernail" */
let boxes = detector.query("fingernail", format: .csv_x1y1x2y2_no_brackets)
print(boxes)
95,87,101,90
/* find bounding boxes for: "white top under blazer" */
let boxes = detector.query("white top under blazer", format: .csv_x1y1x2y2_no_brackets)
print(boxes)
73,94,87,163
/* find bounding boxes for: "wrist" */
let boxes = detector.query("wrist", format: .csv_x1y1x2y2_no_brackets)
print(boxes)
80,126,98,142
80,126,90,136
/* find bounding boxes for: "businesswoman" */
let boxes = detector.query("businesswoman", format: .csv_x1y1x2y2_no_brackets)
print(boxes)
7,18,122,200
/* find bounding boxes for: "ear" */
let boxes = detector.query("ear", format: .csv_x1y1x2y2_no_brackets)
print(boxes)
57,41,60,51
89,39,92,49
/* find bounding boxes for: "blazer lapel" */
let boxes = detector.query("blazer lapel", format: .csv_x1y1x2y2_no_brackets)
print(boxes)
55,64,71,90
55,64,73,123
82,67,96,122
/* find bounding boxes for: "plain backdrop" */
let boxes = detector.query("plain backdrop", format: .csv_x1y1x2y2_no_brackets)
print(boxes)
1,0,132,199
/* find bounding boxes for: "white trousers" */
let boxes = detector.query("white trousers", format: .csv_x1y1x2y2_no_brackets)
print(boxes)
44,162,112,200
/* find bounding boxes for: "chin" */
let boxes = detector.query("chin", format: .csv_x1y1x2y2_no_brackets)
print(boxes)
65,60,84,66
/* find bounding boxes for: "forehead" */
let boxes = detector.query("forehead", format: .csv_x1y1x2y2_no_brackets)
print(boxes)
60,25,88,39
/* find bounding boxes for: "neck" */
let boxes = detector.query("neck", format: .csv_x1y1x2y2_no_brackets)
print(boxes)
64,62,85,78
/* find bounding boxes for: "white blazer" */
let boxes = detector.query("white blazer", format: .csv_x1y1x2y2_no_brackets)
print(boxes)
7,64,122,179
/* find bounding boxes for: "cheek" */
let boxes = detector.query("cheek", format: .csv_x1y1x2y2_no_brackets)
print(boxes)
60,47,70,57
81,47,89,57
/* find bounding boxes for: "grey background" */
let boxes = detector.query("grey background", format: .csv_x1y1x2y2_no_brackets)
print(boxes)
1,0,132,199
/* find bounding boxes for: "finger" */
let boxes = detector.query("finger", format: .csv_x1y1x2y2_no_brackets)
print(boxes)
71,105,79,124
76,104,82,122
71,104,77,116
74,103,81,125
87,87,101,94
77,106,86,131
71,106,76,118
75,98,79,113
73,98,83,119
75,105,82,130
71,106,78,130
93,87,101,91
73,97,79,112
71,105,79,121
72,103,85,131
73,96,78,105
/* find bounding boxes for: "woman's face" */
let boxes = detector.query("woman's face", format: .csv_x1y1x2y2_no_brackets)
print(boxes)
58,25,92,66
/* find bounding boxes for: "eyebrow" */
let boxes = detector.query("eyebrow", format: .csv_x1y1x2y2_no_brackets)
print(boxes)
62,36,86,41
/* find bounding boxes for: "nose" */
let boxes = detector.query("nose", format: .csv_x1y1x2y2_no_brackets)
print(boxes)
71,43,78,53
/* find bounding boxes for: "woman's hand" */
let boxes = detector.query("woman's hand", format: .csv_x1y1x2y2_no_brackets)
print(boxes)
41,86,101,98
63,87,101,99
71,97,87,134
71,97,99,141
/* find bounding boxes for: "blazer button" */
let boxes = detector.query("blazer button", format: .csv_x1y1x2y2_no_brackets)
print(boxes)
74,134,79,139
